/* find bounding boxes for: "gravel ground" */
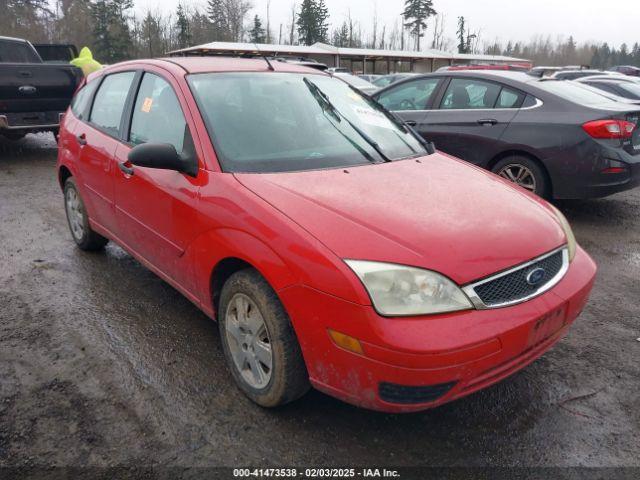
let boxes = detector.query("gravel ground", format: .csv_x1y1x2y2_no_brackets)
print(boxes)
0,134,639,473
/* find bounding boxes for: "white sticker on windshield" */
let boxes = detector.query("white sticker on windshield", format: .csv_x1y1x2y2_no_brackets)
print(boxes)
351,106,393,129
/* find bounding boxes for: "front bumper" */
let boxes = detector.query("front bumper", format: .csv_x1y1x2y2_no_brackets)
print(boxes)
279,247,597,413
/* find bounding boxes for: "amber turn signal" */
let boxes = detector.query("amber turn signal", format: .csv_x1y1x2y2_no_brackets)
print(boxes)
328,329,364,355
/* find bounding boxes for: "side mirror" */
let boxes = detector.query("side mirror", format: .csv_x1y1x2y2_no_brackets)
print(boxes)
127,143,197,177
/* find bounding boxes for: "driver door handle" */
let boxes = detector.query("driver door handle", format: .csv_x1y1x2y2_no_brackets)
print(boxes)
405,120,418,127
477,118,498,126
118,161,134,176
76,133,87,145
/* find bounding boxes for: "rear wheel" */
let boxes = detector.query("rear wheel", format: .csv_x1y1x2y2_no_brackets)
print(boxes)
218,269,310,408
492,155,549,198
63,177,109,251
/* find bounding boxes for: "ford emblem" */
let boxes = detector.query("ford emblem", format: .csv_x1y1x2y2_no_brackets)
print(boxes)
526,268,546,286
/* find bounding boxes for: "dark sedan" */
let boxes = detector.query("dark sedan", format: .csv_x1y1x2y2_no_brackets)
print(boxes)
577,77,640,103
373,71,640,199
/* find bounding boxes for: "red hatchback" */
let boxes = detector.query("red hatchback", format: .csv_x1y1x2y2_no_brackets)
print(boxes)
57,57,597,413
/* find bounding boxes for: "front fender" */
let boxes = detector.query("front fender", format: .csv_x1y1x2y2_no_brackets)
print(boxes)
189,227,297,318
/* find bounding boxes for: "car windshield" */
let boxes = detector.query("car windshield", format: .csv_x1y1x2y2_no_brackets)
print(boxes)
188,72,425,173
536,80,623,106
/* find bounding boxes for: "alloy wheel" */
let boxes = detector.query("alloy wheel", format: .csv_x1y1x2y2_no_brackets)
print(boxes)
497,164,537,193
225,293,273,389
65,187,85,241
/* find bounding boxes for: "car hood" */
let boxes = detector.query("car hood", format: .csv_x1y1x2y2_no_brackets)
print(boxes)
235,154,567,285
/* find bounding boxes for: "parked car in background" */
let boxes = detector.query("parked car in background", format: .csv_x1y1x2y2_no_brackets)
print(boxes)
579,74,640,84
577,77,640,103
333,72,378,94
548,69,620,81
271,56,327,71
0,36,82,141
57,57,596,413
359,74,382,83
438,64,530,72
33,43,78,63
372,73,419,88
529,65,592,78
609,65,640,77
327,67,350,74
373,71,640,199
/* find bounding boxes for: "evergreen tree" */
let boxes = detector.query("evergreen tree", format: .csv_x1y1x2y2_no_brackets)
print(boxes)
190,10,213,45
296,0,329,46
175,3,192,49
632,43,640,66
207,0,228,41
402,0,436,51
296,0,317,46
249,15,266,43
140,10,163,57
90,0,133,63
456,16,466,53
90,0,113,60
315,0,329,43
619,43,630,64
332,21,350,47
57,0,93,49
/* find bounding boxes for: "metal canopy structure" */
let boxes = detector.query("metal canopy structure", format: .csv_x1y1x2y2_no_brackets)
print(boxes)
169,42,531,74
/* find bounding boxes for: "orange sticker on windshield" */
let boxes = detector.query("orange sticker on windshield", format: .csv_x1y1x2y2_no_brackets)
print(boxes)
141,97,153,113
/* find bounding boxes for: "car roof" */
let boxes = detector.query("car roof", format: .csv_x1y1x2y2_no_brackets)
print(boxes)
578,77,630,84
0,35,28,43
410,70,539,83
101,56,329,76
579,75,638,82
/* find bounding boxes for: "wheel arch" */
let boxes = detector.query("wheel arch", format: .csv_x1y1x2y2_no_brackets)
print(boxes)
210,257,256,319
58,165,73,190
190,228,298,320
488,149,553,197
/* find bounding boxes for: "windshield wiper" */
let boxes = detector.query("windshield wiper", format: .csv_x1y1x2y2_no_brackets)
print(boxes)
303,78,377,164
304,77,392,163
351,84,436,155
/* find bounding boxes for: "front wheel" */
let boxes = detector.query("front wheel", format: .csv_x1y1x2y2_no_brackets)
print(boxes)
63,177,109,251
218,269,310,408
492,156,550,198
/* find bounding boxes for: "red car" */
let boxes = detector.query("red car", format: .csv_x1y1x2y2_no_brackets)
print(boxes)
57,57,597,413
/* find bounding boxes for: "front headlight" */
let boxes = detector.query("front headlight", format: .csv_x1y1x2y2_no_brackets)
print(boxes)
345,260,473,316
550,205,577,262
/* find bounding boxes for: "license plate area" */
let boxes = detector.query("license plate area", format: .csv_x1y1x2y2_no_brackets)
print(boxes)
528,304,568,347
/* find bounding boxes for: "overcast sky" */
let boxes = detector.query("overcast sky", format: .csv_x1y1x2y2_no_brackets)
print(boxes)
136,0,637,49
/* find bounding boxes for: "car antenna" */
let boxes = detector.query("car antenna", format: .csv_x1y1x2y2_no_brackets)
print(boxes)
254,44,274,71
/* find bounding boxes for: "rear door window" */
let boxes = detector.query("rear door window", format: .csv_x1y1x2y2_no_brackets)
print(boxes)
89,72,136,136
70,80,100,120
0,41,40,63
377,78,441,111
440,78,501,110
129,73,189,155
496,87,525,108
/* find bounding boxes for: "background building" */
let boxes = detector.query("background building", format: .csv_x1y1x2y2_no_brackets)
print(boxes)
170,41,531,74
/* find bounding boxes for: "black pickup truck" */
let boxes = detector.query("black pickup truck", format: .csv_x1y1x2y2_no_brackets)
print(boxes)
0,36,82,140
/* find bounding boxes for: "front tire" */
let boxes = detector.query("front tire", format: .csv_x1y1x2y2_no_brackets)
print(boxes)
63,177,109,251
492,155,550,198
218,269,310,408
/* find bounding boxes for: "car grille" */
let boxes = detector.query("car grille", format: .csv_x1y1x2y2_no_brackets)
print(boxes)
464,248,568,309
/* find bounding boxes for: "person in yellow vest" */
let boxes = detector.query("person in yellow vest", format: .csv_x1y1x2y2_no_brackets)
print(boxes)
70,47,103,76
